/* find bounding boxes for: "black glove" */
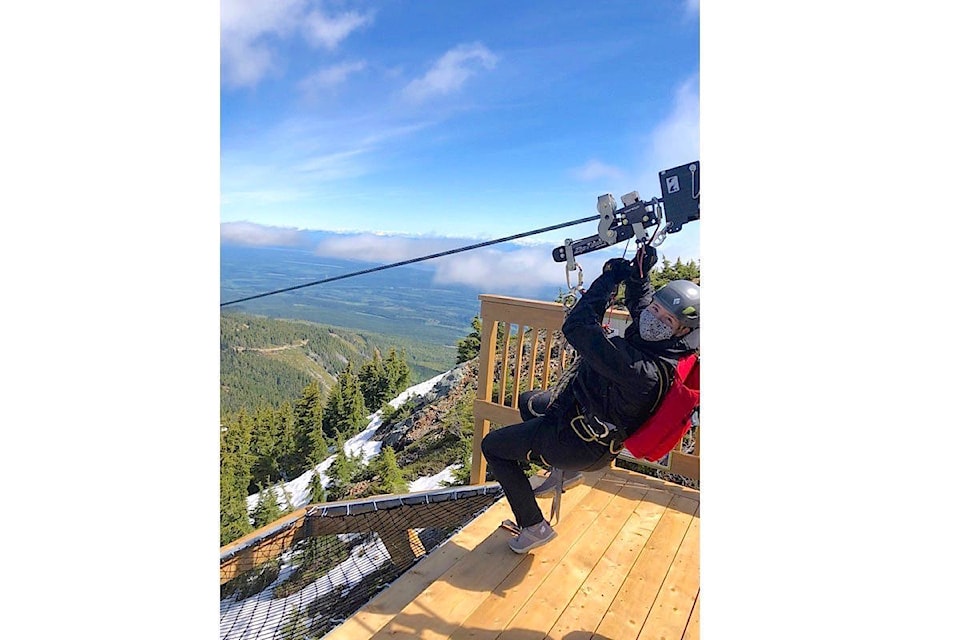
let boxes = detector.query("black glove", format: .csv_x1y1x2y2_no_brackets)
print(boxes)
602,257,633,282
632,245,658,277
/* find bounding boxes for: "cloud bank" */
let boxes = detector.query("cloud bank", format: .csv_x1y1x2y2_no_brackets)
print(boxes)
221,223,617,296
315,231,617,296
220,221,307,247
313,233,464,263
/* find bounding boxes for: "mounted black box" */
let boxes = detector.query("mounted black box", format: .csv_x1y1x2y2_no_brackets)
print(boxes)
659,161,700,232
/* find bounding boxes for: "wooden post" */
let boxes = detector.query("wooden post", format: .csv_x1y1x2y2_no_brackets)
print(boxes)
471,311,500,484
526,328,540,392
510,326,527,408
375,527,427,567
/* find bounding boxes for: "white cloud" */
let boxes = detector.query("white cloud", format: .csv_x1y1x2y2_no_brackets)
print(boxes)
685,0,700,17
302,8,374,50
357,121,433,147
314,233,463,263
221,40,275,89
431,247,564,294
646,75,700,174
221,222,306,246
221,1,374,89
571,159,625,182
293,148,369,181
298,60,368,96
566,77,699,217
220,0,305,88
222,117,429,196
433,246,633,296
220,0,305,43
402,43,498,103
313,232,608,296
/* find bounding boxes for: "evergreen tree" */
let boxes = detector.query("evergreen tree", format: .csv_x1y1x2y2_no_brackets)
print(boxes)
339,361,367,434
370,446,408,495
676,258,701,283
384,348,411,398
251,483,282,529
650,256,700,289
220,487,252,546
273,401,297,479
325,444,362,501
278,483,295,515
307,469,327,504
358,350,391,411
220,410,254,545
283,381,324,478
321,384,344,441
446,438,474,487
456,316,483,363
321,362,366,441
249,405,281,492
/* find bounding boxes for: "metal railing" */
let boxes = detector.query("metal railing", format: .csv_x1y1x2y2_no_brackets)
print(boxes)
469,294,699,484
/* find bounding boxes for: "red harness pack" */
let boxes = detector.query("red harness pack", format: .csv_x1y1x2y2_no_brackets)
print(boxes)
623,354,700,461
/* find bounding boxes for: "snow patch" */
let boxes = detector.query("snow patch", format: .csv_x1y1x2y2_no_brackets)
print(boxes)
245,370,455,513
408,464,461,493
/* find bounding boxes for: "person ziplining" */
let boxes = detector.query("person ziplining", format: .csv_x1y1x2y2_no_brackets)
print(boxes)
484,161,701,553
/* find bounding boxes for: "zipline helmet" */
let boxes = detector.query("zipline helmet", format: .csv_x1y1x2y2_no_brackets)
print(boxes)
653,280,700,329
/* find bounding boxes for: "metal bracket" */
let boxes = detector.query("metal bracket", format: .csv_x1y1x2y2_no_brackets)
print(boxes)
552,161,699,262
563,238,577,274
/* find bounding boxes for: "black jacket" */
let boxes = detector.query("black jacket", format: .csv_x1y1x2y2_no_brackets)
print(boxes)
560,268,698,437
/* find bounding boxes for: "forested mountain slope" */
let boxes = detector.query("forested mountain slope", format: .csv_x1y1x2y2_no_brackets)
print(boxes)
220,312,457,413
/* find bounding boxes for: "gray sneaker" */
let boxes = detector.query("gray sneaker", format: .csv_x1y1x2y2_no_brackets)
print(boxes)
508,519,557,554
532,468,584,496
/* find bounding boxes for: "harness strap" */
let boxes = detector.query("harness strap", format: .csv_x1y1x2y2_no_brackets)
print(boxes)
549,472,563,524
650,358,672,414
568,356,674,452
569,412,625,455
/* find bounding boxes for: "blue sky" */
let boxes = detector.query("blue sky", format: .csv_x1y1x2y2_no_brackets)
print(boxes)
221,0,700,292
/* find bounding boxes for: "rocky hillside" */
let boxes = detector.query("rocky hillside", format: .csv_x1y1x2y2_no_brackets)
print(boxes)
375,360,476,452
333,359,481,501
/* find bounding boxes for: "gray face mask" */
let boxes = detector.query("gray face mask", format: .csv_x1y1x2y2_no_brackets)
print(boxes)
636,307,674,341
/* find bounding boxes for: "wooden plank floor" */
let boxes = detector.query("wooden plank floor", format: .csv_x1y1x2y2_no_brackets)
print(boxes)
323,465,700,640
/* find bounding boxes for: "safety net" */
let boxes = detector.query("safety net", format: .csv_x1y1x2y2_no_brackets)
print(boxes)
219,484,503,640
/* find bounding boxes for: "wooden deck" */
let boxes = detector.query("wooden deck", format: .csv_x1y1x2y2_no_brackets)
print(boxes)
323,465,700,640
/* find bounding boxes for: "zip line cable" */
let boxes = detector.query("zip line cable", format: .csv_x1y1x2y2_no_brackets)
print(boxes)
220,214,601,308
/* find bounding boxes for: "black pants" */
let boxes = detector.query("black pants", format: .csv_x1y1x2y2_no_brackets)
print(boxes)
481,390,613,528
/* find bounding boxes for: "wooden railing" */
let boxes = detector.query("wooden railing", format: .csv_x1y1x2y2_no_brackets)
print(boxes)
469,294,699,484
